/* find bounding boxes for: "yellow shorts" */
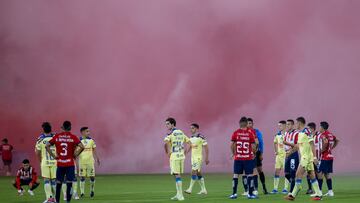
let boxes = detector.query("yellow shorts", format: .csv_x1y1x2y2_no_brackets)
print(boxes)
170,159,184,175
191,157,203,172
300,158,314,171
41,165,57,179
275,155,285,169
79,163,95,177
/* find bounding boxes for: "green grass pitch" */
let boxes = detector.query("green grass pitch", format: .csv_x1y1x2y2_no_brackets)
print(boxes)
1,174,359,203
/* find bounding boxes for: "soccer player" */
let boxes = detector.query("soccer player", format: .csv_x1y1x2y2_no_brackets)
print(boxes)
283,119,299,194
46,121,85,203
12,159,40,196
35,122,57,203
317,121,339,197
78,127,100,198
307,122,321,189
229,117,257,199
271,120,288,194
164,117,190,201
285,117,322,201
184,123,209,195
247,118,268,195
1,138,14,176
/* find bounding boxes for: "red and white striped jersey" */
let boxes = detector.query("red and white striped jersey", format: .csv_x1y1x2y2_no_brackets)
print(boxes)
313,131,322,160
284,129,298,152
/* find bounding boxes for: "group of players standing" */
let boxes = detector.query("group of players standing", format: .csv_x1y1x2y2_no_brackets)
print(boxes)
163,116,339,201
13,121,100,203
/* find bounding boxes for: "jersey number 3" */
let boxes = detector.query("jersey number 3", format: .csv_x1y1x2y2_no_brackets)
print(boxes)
60,143,68,156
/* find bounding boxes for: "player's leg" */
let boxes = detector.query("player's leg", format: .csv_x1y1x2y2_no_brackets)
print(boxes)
89,164,96,198
185,170,197,194
229,160,241,199
289,155,299,194
256,152,268,194
42,166,53,199
245,160,257,199
79,165,86,197
65,166,76,202
306,174,313,194
308,170,322,199
285,165,305,200
197,170,207,194
55,167,66,203
272,167,281,193
28,179,40,195
171,159,184,200
323,160,334,196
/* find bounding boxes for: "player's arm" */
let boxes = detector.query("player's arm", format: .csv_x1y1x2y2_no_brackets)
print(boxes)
204,144,209,165
35,148,42,162
230,141,236,157
310,140,319,165
75,142,85,157
332,137,340,149
321,137,329,153
45,142,57,159
251,142,257,154
164,141,171,158
286,144,298,157
283,141,295,147
274,139,278,155
93,147,100,166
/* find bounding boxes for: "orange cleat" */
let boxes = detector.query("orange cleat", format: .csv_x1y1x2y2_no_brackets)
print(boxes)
284,195,295,201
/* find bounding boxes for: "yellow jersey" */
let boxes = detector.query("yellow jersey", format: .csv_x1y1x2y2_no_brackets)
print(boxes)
78,136,96,165
297,132,314,160
35,133,57,167
164,128,190,161
274,131,286,156
190,133,207,159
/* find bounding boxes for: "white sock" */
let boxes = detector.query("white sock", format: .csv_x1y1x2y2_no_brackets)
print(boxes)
62,183,67,197
199,177,206,191
80,180,85,194
188,178,196,191
176,180,183,197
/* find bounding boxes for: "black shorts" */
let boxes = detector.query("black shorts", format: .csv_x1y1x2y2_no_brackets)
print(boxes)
233,160,255,175
2,159,12,165
57,166,76,182
319,160,333,174
255,151,262,167
285,152,299,175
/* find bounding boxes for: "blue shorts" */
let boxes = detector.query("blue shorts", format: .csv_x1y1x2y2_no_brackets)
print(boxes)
319,160,333,174
233,160,255,175
56,166,76,183
285,152,299,175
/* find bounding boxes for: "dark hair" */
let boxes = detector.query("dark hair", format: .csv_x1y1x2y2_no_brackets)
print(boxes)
247,118,253,122
320,121,329,130
80,127,89,132
307,122,316,130
2,138,8,143
22,159,30,164
296,117,306,124
191,123,199,129
287,119,295,124
239,117,248,123
42,122,52,133
62,121,72,131
279,120,286,125
166,117,176,126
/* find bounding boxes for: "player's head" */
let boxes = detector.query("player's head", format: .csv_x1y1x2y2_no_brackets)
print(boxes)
42,122,52,134
278,120,286,131
62,120,72,131
190,123,199,134
295,117,306,130
22,159,30,170
286,119,295,131
239,117,248,128
165,117,176,130
307,122,316,133
80,127,90,136
247,118,254,128
319,121,329,133
2,138,8,144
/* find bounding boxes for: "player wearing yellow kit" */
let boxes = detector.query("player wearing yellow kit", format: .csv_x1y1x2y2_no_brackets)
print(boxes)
35,122,57,203
164,118,190,201
78,127,100,199
285,117,322,201
271,121,289,194
184,123,209,195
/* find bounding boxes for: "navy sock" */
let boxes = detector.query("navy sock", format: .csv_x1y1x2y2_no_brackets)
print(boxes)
56,183,62,203
242,176,248,192
66,182,72,201
232,178,239,195
290,178,296,193
254,175,258,190
326,178,333,190
318,178,323,190
307,176,312,190
197,175,202,180
248,176,254,195
31,183,40,190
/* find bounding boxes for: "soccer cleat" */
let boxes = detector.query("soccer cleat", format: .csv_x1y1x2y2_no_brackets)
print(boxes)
28,189,34,196
45,197,56,203
241,191,248,196
184,189,192,194
197,190,207,195
247,194,259,199
263,190,269,195
177,196,185,201
63,197,67,201
306,189,314,194
171,195,178,200
324,190,334,197
311,196,322,201
18,189,24,196
90,191,94,198
73,192,80,200
282,189,289,194
253,190,259,196
80,193,85,198
270,189,279,194
229,194,238,199
284,195,295,201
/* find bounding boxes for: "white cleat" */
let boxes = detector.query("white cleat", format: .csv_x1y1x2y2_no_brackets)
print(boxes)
241,191,248,196
310,193,318,197
18,190,24,196
177,196,185,201
64,197,67,201
171,195,178,200
27,190,34,196
253,190,258,196
73,192,80,200
184,189,192,194
197,190,208,195
324,190,334,197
